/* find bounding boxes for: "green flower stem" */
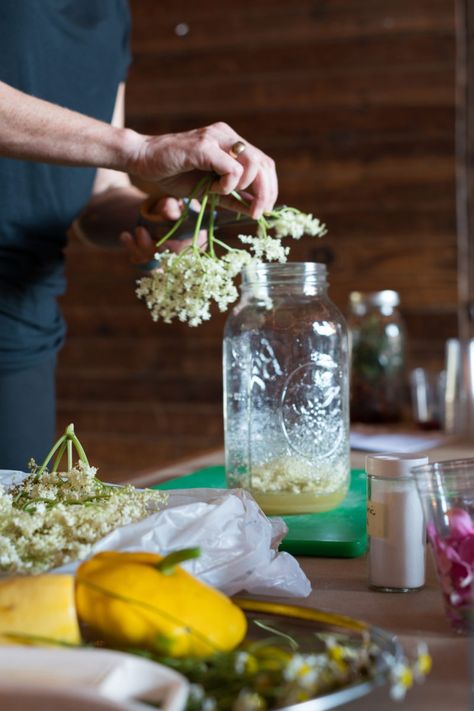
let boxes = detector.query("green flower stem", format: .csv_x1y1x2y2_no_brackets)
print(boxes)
207,193,218,257
230,190,250,209
155,547,201,575
153,204,192,248
153,176,213,250
212,237,237,252
4,632,81,648
52,440,68,474
67,437,73,472
37,435,67,477
69,425,90,468
192,192,209,249
37,423,89,475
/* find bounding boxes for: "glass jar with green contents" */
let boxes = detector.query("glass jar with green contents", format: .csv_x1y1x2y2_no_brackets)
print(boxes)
223,262,350,515
348,290,407,423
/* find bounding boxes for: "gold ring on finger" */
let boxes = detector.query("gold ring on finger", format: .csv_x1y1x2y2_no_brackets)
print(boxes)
229,140,246,158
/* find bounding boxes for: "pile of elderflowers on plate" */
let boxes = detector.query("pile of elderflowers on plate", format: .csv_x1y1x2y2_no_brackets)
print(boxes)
0,425,166,574
139,624,431,710
136,178,326,326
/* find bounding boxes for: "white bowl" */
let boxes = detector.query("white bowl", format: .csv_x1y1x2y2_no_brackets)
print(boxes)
0,646,189,711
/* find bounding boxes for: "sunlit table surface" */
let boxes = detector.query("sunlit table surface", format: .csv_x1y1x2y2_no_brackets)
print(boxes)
128,433,474,710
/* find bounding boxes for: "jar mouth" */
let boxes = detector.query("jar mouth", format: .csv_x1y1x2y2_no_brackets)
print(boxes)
242,261,327,286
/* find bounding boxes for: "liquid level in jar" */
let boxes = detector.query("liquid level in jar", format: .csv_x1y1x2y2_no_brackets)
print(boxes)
250,485,348,515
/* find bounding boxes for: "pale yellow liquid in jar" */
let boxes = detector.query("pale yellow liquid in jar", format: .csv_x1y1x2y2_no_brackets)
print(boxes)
251,483,348,515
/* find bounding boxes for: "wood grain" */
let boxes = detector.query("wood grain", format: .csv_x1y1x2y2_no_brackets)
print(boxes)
58,0,459,475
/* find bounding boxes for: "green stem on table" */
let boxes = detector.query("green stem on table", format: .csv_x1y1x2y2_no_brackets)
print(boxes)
36,435,67,477
36,423,89,475
69,424,90,467
67,437,73,472
52,440,68,474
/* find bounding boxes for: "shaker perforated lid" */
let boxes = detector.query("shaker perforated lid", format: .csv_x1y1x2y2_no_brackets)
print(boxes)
365,452,429,478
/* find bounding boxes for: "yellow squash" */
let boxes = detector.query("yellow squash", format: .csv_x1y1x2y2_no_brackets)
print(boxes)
75,551,247,657
0,574,80,645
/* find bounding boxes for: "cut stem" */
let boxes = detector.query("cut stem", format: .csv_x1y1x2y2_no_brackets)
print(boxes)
36,423,89,475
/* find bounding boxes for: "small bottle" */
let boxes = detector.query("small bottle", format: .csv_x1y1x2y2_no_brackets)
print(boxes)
348,290,406,423
366,453,428,592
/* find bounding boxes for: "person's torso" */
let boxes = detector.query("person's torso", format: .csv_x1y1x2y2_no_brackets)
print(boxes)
0,0,131,369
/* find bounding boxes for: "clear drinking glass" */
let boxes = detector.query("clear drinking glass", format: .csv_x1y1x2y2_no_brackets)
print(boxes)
223,262,350,515
411,459,474,634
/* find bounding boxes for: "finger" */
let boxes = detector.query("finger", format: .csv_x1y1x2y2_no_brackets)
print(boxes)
209,151,244,195
215,191,254,216
152,196,183,220
267,156,279,210
236,157,259,193
247,170,270,220
120,228,156,265
120,231,142,264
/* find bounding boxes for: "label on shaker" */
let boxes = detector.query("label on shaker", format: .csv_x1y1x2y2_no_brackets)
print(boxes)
367,499,386,538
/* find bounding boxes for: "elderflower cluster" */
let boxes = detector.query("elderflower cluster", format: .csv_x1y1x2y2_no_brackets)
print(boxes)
137,249,253,326
265,207,327,240
238,233,289,262
137,194,327,326
0,462,166,574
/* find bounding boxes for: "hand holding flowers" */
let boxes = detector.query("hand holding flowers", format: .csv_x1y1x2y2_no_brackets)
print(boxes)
136,178,326,326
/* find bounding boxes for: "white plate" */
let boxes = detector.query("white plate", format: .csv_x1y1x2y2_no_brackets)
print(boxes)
0,646,189,711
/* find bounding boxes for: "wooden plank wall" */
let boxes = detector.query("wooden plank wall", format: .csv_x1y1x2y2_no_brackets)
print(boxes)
58,0,457,480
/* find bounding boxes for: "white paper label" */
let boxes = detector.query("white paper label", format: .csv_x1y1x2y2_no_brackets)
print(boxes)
367,499,386,538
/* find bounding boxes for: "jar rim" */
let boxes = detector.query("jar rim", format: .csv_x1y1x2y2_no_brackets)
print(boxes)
242,261,327,284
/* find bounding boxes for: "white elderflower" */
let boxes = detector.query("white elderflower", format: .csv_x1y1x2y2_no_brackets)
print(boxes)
238,234,290,263
266,206,327,240
136,182,327,326
137,249,255,326
1,461,166,574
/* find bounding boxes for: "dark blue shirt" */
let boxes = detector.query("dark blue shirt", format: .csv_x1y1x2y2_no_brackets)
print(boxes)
0,0,131,370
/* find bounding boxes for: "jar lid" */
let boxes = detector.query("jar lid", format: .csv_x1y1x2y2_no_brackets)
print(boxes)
349,290,400,309
366,452,429,478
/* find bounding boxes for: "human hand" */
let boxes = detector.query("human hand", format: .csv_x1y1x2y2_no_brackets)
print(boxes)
125,122,278,220
120,196,206,266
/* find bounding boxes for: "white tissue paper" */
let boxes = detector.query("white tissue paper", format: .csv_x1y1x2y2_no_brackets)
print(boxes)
1,469,310,598
72,487,311,598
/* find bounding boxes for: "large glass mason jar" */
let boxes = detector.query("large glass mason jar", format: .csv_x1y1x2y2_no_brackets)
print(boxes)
223,262,350,515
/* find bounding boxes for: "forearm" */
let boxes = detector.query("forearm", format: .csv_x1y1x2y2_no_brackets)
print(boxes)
0,81,139,170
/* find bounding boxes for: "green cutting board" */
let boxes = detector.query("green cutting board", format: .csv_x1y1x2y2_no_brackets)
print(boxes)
154,466,367,558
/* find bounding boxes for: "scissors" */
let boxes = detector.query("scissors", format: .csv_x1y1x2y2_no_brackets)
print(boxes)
136,196,255,270
138,195,254,239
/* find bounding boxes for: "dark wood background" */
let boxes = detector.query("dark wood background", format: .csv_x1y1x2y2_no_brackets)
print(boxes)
57,0,457,481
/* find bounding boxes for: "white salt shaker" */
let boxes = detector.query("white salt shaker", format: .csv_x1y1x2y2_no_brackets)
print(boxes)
366,452,428,591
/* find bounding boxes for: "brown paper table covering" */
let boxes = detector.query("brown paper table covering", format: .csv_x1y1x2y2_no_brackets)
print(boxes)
128,434,474,710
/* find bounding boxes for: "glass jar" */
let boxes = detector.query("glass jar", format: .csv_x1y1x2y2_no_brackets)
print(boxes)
223,262,350,515
348,290,406,423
